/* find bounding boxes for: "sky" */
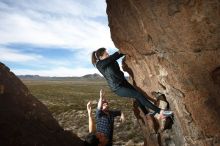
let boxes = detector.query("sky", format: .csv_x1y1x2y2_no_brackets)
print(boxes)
0,0,124,77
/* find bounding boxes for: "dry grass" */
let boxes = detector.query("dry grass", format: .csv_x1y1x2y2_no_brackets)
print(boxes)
23,79,144,145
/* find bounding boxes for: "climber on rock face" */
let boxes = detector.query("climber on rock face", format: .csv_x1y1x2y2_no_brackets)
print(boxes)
85,89,124,146
91,47,173,121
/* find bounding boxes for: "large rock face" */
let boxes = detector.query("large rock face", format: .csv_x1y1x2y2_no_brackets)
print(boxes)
106,0,220,146
0,63,84,146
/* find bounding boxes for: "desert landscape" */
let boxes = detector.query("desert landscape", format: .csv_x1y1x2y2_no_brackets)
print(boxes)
21,77,144,146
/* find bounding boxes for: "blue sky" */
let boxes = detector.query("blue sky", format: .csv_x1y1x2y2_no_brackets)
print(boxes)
0,0,124,77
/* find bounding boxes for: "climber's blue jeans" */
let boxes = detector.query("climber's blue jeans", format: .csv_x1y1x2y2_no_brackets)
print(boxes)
114,82,161,115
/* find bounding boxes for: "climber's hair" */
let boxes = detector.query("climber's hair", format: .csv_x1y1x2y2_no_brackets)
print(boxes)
91,47,106,66
84,133,99,146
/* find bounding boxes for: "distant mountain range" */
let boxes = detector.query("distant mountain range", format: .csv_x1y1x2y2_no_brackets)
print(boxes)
17,73,103,80
81,73,103,79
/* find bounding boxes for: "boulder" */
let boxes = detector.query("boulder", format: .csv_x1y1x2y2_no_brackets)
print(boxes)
106,0,220,145
0,63,84,146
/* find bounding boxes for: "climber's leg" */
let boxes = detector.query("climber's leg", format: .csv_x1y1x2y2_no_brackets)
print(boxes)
121,82,148,115
114,85,161,114
135,99,148,115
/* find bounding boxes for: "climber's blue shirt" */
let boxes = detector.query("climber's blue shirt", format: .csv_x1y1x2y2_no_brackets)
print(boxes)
96,109,121,144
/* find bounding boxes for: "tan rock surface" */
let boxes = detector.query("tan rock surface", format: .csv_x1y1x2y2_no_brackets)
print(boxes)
106,0,220,145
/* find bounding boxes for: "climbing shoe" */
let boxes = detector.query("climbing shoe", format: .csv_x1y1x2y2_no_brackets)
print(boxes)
162,110,173,117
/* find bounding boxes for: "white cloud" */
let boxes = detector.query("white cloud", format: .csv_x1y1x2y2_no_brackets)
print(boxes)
13,65,129,77
0,47,42,62
13,67,101,77
0,0,115,51
0,0,123,77
0,46,127,77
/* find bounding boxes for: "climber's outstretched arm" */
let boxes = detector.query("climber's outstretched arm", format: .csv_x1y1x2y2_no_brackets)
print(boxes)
87,101,96,133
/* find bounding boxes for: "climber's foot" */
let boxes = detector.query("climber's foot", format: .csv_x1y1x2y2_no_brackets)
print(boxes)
154,110,173,120
161,110,173,117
